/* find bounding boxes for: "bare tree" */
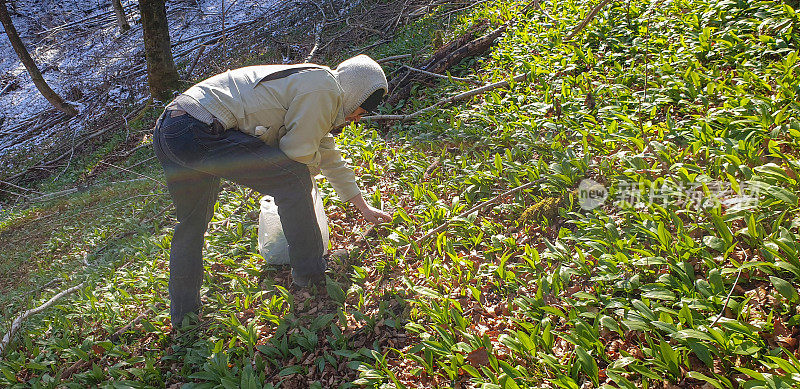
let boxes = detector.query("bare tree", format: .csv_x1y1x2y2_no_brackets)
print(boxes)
139,0,179,101
112,0,130,33
0,0,78,116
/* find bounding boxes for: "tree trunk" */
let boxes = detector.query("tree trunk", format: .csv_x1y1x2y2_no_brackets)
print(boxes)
112,0,130,33
139,0,179,101
0,0,78,116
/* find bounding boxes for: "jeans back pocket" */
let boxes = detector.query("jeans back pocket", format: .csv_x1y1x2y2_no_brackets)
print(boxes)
159,117,208,166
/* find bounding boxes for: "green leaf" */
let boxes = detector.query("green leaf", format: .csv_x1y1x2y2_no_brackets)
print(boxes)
606,371,637,389
703,236,727,251
686,371,723,389
188,371,220,381
413,285,442,299
574,346,599,386
277,365,304,377
326,278,346,304
770,276,799,302
768,186,799,205
708,211,734,248
687,340,714,368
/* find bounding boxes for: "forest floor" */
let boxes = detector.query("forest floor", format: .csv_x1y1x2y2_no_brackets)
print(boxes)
2,0,800,388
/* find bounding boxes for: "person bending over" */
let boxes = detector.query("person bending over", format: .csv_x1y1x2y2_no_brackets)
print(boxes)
152,55,392,327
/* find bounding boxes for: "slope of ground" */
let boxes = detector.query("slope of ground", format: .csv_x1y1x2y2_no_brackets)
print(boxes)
1,0,800,388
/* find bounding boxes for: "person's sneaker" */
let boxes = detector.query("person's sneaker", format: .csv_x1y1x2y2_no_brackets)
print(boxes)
291,269,326,288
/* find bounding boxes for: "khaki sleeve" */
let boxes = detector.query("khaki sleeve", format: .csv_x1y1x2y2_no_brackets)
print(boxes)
280,89,339,165
280,89,360,201
318,134,361,202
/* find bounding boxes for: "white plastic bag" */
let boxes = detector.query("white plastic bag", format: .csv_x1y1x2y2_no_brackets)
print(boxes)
258,179,329,265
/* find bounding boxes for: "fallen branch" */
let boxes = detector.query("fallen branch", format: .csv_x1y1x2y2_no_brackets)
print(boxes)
38,277,63,291
98,161,165,187
386,20,488,102
349,38,392,55
402,65,480,84
565,0,614,41
2,103,148,184
123,154,157,172
110,306,161,343
304,1,327,63
185,45,206,79
711,251,747,327
170,18,261,47
401,178,545,257
0,179,42,195
29,178,148,203
59,357,96,380
1,281,86,355
364,73,529,122
346,16,385,36
36,3,137,36
0,80,13,96
436,0,492,18
376,54,412,63
305,22,324,62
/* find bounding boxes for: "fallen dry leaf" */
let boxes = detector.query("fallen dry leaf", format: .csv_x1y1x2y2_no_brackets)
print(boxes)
466,347,490,368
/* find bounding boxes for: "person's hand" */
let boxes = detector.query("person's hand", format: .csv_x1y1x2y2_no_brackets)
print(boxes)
349,193,393,224
360,205,392,224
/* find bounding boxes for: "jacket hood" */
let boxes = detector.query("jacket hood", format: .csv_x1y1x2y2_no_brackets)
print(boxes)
333,55,388,117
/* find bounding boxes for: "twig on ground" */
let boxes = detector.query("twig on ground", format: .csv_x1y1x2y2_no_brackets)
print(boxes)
0,81,13,96
1,281,86,355
36,3,136,36
110,306,158,342
402,65,480,83
29,177,151,204
388,0,412,35
350,38,393,55
565,0,614,41
711,252,747,327
305,2,326,62
2,103,149,184
364,73,529,122
0,186,27,198
436,0,491,18
185,45,206,79
376,54,412,63
400,178,545,258
0,180,42,195
59,357,96,380
23,278,64,301
346,16,384,36
124,155,157,171
98,161,165,187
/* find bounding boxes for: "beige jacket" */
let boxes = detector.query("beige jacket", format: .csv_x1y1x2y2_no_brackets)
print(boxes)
181,65,360,202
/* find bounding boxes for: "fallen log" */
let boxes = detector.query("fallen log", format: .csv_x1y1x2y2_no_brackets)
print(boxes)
386,20,487,105
386,1,543,105
388,24,505,104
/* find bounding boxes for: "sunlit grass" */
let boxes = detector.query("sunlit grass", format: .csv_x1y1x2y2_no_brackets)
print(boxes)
1,0,799,387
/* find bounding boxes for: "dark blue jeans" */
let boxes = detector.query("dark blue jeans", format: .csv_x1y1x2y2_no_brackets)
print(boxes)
152,112,325,325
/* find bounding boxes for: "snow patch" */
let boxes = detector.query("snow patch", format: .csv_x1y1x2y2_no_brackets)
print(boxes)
0,0,280,159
